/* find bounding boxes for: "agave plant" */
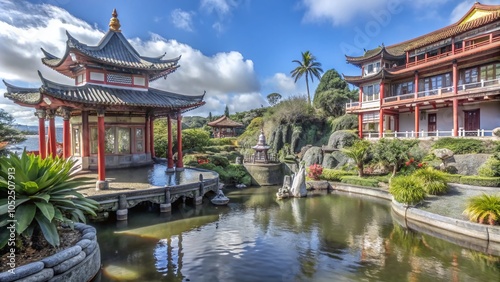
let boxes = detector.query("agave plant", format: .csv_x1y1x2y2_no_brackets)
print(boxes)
0,151,98,249
463,193,500,225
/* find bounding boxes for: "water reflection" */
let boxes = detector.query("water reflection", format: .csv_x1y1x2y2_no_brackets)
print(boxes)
93,187,500,282
147,164,218,186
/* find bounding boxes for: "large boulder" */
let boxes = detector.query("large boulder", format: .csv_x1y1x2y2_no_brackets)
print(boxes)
328,130,358,149
445,154,491,175
433,148,454,160
302,146,323,167
322,151,353,170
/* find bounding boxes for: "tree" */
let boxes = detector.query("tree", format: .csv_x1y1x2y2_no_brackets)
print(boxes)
224,105,230,117
313,69,358,118
290,51,324,106
208,112,213,122
0,109,25,155
341,140,370,177
371,138,419,177
267,93,282,106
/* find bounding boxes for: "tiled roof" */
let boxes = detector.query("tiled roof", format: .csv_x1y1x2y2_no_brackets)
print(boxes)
3,80,42,105
343,69,395,86
42,30,180,73
207,115,243,127
4,72,205,111
345,3,500,62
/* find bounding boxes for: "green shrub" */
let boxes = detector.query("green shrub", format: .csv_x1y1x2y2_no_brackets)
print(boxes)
209,137,237,146
340,176,380,187
460,176,500,187
389,176,426,205
431,138,485,154
478,156,500,177
320,169,355,182
463,194,500,225
329,114,358,131
0,152,99,249
443,173,462,183
412,167,448,195
207,155,230,167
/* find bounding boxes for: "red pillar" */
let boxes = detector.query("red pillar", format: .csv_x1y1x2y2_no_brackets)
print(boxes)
36,109,46,159
167,115,174,171
48,112,56,157
176,113,184,170
150,117,155,158
415,105,420,137
62,109,71,158
379,82,385,138
358,114,363,139
97,111,106,181
452,60,459,137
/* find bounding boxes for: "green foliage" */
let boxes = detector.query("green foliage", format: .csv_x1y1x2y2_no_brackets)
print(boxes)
237,117,263,148
341,176,380,187
0,152,99,249
209,137,237,146
313,69,357,118
182,116,208,129
478,156,500,177
319,169,355,182
267,93,282,106
266,95,313,124
224,105,230,117
460,176,500,187
0,109,26,155
329,114,358,131
412,167,448,195
290,51,324,106
207,155,230,167
443,173,462,183
389,176,426,205
431,138,485,154
341,140,370,177
372,138,419,177
182,128,211,152
463,194,500,225
154,118,177,158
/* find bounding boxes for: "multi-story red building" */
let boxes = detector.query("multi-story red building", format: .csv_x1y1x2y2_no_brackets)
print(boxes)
344,3,500,139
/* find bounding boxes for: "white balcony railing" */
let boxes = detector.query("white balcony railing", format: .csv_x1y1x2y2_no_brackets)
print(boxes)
363,129,494,139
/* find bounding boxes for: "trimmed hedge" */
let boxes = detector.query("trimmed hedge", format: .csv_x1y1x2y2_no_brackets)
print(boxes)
320,169,356,182
443,173,462,184
341,176,380,187
460,176,500,187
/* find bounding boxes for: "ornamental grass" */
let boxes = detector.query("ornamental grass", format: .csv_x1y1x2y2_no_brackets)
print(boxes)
412,167,448,195
389,176,426,206
463,194,500,225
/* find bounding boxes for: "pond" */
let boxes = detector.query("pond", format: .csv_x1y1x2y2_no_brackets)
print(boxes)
92,187,500,282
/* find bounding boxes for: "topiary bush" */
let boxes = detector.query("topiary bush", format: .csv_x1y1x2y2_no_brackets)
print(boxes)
209,137,237,146
389,176,426,205
412,167,448,195
460,176,500,187
463,193,500,225
340,176,380,187
478,156,500,177
207,155,230,167
431,138,485,154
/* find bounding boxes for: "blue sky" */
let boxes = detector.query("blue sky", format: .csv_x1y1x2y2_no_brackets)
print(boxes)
0,0,499,125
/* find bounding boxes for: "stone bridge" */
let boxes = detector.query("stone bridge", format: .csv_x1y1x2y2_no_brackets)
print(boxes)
87,174,219,221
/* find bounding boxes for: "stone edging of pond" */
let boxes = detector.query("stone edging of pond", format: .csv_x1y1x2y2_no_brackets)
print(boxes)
0,223,101,282
310,181,500,247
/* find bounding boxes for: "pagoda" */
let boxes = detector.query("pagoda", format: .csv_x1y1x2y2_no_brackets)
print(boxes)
207,115,243,138
3,9,206,189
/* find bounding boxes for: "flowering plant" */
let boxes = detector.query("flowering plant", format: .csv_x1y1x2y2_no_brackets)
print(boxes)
197,158,209,165
307,164,323,180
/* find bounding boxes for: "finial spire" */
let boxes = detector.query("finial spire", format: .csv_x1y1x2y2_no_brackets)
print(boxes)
109,8,121,32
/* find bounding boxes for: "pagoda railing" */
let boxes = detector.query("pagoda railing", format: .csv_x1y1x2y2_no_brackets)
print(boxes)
363,129,494,139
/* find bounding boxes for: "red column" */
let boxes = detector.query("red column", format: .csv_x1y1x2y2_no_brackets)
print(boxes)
379,82,385,138
167,115,174,170
452,60,459,137
81,111,89,157
62,109,71,158
36,109,46,159
415,105,420,137
150,117,155,158
48,111,56,157
176,113,183,170
145,115,150,154
97,110,106,181
358,114,363,139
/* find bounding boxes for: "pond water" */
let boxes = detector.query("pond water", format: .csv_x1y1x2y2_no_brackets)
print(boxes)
92,187,500,282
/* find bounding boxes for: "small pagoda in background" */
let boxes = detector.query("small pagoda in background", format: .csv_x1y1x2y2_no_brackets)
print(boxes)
4,9,205,189
207,115,243,138
252,129,270,163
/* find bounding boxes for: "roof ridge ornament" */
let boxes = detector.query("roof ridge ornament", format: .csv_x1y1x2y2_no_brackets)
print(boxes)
109,9,121,32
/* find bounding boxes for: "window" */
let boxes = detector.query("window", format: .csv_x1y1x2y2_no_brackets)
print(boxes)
418,73,452,95
90,126,131,155
461,68,478,85
392,81,414,96
135,128,144,153
72,127,80,156
117,128,130,154
363,62,381,76
362,83,380,101
90,128,98,154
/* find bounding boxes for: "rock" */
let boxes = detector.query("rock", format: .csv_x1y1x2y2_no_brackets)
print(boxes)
290,163,307,197
445,154,491,175
0,262,44,282
42,246,82,268
327,130,358,149
329,151,353,170
493,127,500,137
433,148,454,160
301,146,323,167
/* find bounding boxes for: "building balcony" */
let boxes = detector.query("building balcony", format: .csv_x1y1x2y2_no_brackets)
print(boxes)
363,128,495,139
345,99,380,113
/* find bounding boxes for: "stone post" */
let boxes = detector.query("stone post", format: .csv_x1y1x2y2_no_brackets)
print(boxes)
116,194,128,221
195,174,204,205
160,186,172,213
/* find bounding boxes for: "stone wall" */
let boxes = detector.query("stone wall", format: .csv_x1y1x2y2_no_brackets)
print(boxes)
244,163,283,186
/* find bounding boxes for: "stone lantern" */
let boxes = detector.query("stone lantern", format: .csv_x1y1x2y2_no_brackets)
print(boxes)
252,129,270,163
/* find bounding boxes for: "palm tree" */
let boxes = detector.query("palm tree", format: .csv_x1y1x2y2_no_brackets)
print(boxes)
290,51,324,106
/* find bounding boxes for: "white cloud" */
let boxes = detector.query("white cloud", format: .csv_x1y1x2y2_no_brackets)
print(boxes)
171,9,194,32
265,73,297,95
200,0,237,16
0,1,261,123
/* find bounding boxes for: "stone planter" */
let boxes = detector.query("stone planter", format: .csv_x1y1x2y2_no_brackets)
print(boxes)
0,223,101,282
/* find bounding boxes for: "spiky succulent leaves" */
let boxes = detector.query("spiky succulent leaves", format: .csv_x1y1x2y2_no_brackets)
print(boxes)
463,193,500,225
0,151,98,249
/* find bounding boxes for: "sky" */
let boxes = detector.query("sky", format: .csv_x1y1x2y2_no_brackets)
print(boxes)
0,0,499,125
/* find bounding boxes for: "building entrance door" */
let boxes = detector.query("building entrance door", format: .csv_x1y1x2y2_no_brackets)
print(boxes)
464,109,480,136
428,113,437,136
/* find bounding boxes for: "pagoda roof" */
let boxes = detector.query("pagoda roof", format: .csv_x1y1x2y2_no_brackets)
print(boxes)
346,3,500,65
343,69,396,86
41,30,180,80
207,115,243,127
4,72,205,112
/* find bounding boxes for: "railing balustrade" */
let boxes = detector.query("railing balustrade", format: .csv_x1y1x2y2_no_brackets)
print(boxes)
363,129,493,139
